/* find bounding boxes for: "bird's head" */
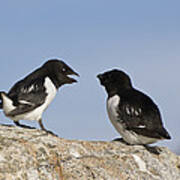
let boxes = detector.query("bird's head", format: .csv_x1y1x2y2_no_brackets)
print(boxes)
43,59,79,87
97,69,132,94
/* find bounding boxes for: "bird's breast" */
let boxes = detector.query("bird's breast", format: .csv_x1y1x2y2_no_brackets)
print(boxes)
107,95,120,120
106,95,123,130
43,77,57,109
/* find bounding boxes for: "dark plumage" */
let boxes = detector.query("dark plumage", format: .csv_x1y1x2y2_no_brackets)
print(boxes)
97,69,171,145
0,59,79,133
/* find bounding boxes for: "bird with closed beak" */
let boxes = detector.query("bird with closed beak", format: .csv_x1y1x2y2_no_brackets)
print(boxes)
0,59,79,133
97,69,171,145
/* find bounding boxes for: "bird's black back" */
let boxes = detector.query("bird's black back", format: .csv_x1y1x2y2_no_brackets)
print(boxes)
7,67,47,106
117,88,170,139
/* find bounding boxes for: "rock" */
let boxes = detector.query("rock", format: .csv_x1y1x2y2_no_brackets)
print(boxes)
0,125,179,180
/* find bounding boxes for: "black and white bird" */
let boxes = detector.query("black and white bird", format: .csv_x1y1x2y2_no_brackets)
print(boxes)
97,69,171,145
0,59,79,132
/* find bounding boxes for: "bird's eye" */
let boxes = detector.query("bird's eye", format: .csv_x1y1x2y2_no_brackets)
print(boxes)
62,68,66,72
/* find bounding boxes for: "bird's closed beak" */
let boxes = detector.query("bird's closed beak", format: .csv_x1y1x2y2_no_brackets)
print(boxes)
97,73,106,86
97,74,103,80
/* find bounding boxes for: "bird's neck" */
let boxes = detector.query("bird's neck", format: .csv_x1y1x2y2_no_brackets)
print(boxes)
47,76,63,89
106,86,131,98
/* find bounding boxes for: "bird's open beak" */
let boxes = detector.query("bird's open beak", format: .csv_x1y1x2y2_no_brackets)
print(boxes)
66,70,80,83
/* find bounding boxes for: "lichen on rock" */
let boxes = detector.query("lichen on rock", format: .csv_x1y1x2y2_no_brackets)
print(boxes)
0,125,179,180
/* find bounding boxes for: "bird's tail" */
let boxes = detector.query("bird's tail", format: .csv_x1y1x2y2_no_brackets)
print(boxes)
159,127,171,140
0,92,3,109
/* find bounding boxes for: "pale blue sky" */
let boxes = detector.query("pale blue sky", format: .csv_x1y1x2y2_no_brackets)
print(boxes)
0,1,179,154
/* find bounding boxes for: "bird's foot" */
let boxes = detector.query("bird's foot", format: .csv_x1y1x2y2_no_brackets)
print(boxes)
38,118,58,137
112,137,129,145
112,137,161,155
14,121,35,129
43,129,58,137
143,145,162,155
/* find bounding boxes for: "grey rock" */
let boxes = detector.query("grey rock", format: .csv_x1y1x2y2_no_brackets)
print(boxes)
0,125,179,180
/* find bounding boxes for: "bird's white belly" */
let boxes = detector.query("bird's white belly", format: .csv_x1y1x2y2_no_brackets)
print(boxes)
107,95,126,138
13,105,46,121
12,102,52,121
107,95,158,145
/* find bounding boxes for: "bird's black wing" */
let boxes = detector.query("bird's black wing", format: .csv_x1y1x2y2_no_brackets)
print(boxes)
7,77,47,116
117,89,170,139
